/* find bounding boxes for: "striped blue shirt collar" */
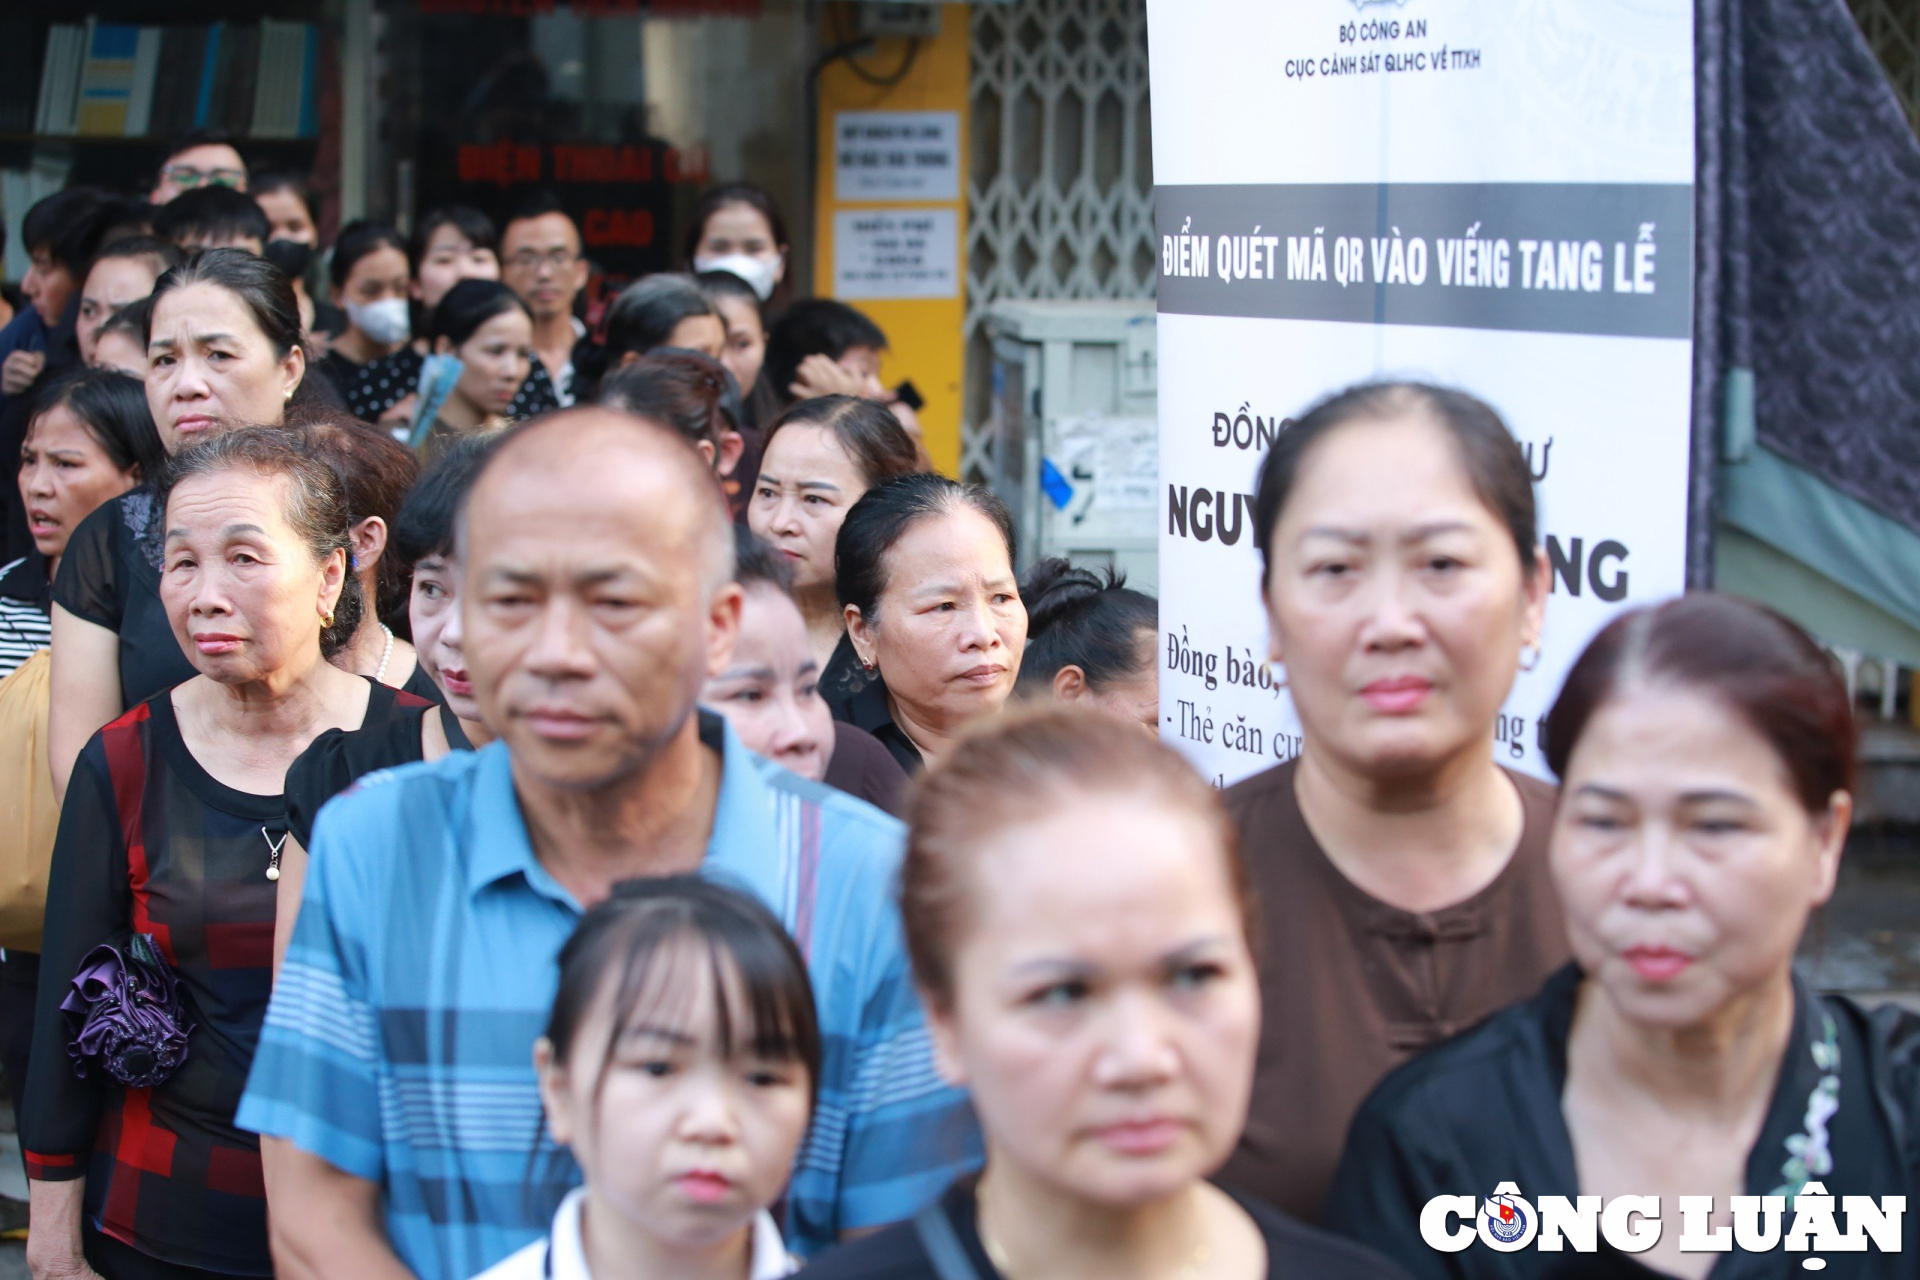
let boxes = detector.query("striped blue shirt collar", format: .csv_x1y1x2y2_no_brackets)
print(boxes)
461,712,782,907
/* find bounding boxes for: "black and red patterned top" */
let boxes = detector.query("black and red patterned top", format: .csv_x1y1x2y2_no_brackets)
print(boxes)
22,680,424,1274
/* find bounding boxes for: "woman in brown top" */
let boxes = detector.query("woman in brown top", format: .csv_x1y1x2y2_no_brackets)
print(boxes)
1220,381,1567,1222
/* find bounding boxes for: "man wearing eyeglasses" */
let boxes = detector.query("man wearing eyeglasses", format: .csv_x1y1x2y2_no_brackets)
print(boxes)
499,192,602,406
150,129,249,205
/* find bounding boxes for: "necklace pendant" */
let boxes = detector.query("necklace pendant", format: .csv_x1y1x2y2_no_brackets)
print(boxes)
265,864,281,881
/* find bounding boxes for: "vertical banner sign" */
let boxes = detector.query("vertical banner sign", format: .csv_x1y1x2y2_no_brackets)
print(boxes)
1148,1,1694,785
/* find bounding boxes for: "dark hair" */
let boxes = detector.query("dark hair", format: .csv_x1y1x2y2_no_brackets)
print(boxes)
734,530,795,594
249,169,310,211
146,247,302,354
97,203,158,247
159,426,363,658
329,219,408,290
22,187,122,277
410,205,498,272
1015,559,1157,695
430,278,530,347
544,877,821,1116
763,301,888,408
501,190,577,243
603,274,719,361
682,182,790,264
26,367,166,476
89,235,183,279
299,417,422,625
153,186,270,250
394,433,499,564
147,248,303,362
1545,594,1857,812
762,395,918,490
98,296,152,349
597,351,731,455
904,705,1249,1011
696,268,761,312
836,473,1015,621
1252,381,1538,588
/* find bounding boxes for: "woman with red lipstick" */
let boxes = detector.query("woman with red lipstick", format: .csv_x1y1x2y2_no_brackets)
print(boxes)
0,369,163,1146
798,707,1405,1280
746,396,920,677
48,249,315,803
1220,382,1566,1223
1328,594,1920,1279
831,474,1028,774
474,877,816,1280
416,279,536,464
22,429,426,1280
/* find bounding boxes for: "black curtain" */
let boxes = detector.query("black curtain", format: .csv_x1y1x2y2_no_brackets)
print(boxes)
1694,0,1920,585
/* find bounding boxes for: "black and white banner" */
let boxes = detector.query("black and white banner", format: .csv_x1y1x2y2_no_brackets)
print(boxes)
1148,0,1696,785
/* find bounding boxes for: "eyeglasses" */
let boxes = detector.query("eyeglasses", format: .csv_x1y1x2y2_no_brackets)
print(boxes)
504,249,579,274
162,164,246,190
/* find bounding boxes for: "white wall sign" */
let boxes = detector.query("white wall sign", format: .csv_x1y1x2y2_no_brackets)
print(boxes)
834,110,961,202
833,209,960,300
1148,0,1695,786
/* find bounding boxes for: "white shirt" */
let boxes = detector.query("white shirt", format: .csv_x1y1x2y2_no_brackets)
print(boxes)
471,1189,796,1280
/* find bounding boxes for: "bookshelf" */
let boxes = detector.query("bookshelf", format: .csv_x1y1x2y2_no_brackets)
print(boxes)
3,16,327,146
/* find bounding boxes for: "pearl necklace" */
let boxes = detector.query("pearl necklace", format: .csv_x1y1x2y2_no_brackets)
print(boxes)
373,624,394,684
263,827,288,881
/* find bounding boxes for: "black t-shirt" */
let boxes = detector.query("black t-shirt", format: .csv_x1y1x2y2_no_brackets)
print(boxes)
314,349,366,404
797,1177,1408,1280
400,660,445,706
283,699,462,848
824,722,908,817
1325,963,1920,1279
51,487,197,706
827,674,923,776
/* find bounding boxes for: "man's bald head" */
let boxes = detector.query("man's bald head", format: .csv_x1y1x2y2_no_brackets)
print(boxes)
457,406,745,793
459,406,735,592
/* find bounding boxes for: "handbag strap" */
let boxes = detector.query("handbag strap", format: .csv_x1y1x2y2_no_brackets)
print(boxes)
913,1199,988,1280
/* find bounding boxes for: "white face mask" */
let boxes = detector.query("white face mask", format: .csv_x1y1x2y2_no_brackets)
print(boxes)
694,252,782,302
346,297,413,347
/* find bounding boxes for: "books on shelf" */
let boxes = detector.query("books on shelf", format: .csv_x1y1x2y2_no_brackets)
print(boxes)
252,20,314,140
25,19,319,141
34,23,86,137
124,27,162,138
76,21,145,137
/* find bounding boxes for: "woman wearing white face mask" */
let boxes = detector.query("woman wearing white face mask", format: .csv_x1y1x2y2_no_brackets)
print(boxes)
685,184,790,309
344,206,509,427
315,220,412,401
1327,594,1920,1280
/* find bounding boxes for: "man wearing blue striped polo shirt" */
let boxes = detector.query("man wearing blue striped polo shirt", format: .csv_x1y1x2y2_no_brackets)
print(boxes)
238,409,980,1280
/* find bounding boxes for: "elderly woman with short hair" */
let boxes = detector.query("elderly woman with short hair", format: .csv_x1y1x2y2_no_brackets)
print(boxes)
22,428,425,1280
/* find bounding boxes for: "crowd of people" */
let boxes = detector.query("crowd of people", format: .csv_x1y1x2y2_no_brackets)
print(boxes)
0,125,1907,1280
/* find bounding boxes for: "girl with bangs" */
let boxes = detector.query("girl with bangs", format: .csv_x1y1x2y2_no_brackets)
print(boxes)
477,877,820,1280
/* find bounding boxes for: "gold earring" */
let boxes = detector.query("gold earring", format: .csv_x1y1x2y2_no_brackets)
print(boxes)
322,610,335,629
